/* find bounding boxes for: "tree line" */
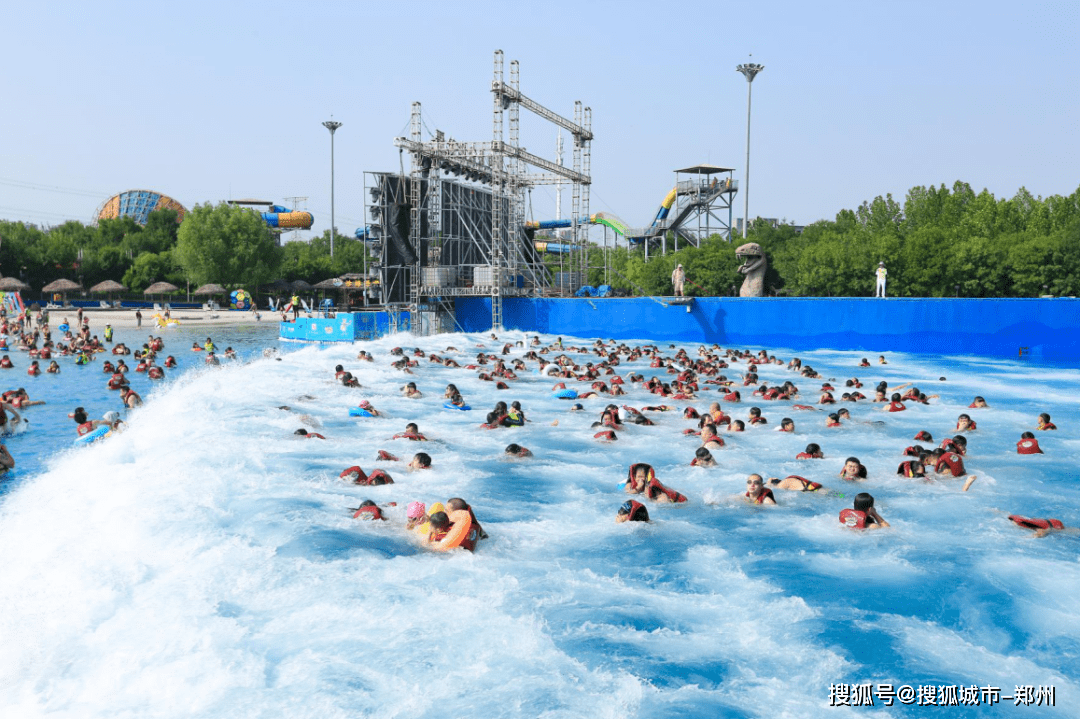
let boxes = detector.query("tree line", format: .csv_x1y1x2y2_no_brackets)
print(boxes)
0,203,374,295
578,181,1080,298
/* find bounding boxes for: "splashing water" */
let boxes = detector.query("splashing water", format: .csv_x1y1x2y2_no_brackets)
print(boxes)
0,330,1077,718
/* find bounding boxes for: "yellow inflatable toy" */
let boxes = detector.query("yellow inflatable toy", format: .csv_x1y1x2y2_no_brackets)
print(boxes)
153,313,181,328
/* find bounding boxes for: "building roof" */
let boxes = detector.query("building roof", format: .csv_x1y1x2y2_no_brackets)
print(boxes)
674,164,735,175
227,199,275,206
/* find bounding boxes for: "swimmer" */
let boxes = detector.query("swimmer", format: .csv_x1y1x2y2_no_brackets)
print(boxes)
878,355,887,364
769,475,823,492
729,419,745,432
405,501,427,531
71,406,104,437
748,407,767,425
624,463,687,503
796,443,823,459
700,424,725,450
691,447,716,467
0,442,13,474
294,428,326,439
839,493,889,530
408,452,432,470
969,396,988,409
46,361,60,374
394,422,428,441
1017,431,1043,454
402,382,423,398
825,413,842,428
776,417,795,433
1037,413,1057,430
744,474,777,505
120,387,142,408
616,500,650,523
840,457,867,481
444,383,459,399
505,443,533,458
955,414,976,432
1007,515,1078,538
352,500,387,521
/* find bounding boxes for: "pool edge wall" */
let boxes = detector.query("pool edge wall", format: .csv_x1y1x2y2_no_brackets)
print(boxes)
279,311,411,342
454,297,1080,360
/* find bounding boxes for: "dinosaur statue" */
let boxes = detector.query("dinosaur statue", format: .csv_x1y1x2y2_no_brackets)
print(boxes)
736,242,767,297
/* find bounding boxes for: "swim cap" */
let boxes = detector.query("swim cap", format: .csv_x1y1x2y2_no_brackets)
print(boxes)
573,403,583,410
102,411,120,423
428,502,445,516
406,501,426,519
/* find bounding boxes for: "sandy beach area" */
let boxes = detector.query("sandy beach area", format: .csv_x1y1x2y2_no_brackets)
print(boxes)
42,306,272,331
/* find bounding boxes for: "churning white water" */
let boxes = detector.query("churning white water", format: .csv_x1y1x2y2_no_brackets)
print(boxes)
0,330,1077,718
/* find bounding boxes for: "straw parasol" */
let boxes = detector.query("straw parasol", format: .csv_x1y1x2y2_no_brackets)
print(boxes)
42,278,83,303
90,280,127,294
312,278,340,291
192,283,227,296
143,281,180,295
0,277,29,292
290,279,313,292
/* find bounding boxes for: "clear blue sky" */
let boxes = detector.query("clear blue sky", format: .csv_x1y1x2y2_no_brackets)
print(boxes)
2,0,1077,239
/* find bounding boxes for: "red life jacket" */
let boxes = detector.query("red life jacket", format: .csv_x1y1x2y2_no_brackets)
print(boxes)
839,508,871,529
935,452,966,477
826,420,841,428
1008,515,1063,531
365,469,393,485
27,366,39,375
305,433,326,439
77,421,95,437
684,408,700,419
792,404,814,411
897,461,922,477
786,475,821,491
887,401,906,412
957,419,977,430
1017,438,1043,455
795,452,819,460
135,363,147,373
377,450,399,461
593,430,617,441
1038,423,1057,430
340,466,367,483
745,487,775,504
39,349,51,359
393,432,427,441
914,431,933,441
148,367,164,379
353,505,385,520
648,478,687,503
940,439,964,456
723,392,739,402
749,417,767,425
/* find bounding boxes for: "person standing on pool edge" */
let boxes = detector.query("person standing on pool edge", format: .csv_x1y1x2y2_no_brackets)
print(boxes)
875,261,887,297
671,264,686,297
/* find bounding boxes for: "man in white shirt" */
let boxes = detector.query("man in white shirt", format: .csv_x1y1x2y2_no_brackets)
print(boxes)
875,262,887,298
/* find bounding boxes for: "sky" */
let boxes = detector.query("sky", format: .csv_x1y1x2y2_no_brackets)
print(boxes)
2,0,1077,241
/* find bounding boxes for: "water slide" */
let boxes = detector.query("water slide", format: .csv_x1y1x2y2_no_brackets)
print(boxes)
527,213,629,253
262,205,314,230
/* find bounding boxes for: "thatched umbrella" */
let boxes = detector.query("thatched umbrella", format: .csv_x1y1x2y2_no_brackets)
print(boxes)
312,278,340,291
42,278,83,303
290,279,313,292
89,280,126,305
192,283,227,296
0,277,29,292
144,281,179,306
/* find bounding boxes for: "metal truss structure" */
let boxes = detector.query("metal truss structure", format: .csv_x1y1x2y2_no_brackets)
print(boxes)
373,50,592,333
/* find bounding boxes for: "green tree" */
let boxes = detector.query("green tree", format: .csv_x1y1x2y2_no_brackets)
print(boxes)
175,203,280,289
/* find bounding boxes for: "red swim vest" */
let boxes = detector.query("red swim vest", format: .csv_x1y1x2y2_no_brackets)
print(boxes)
935,452,966,477
786,475,821,491
353,505,385,520
887,401,906,412
1017,439,1043,455
1038,423,1057,430
914,431,933,441
795,452,819,460
340,466,368,483
839,508,871,529
1008,515,1063,530
593,430,617,441
77,421,95,437
377,450,399,461
897,460,922,477
648,478,687,503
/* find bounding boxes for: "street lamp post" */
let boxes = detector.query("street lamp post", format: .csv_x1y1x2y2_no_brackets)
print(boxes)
322,119,343,258
736,62,764,239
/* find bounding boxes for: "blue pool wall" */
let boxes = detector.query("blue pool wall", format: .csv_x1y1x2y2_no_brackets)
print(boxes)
280,311,411,342
454,297,1080,360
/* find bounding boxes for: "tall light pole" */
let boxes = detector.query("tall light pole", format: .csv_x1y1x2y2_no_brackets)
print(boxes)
322,119,343,258
736,62,764,238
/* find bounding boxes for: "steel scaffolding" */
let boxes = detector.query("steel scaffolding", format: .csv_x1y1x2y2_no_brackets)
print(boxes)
376,49,592,333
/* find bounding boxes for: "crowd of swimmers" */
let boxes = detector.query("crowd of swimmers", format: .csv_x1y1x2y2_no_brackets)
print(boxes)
330,333,1071,543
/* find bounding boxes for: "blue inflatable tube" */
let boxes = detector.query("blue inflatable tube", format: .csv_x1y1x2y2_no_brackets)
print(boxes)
74,425,110,446
554,389,578,399
349,407,376,417
443,403,471,411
